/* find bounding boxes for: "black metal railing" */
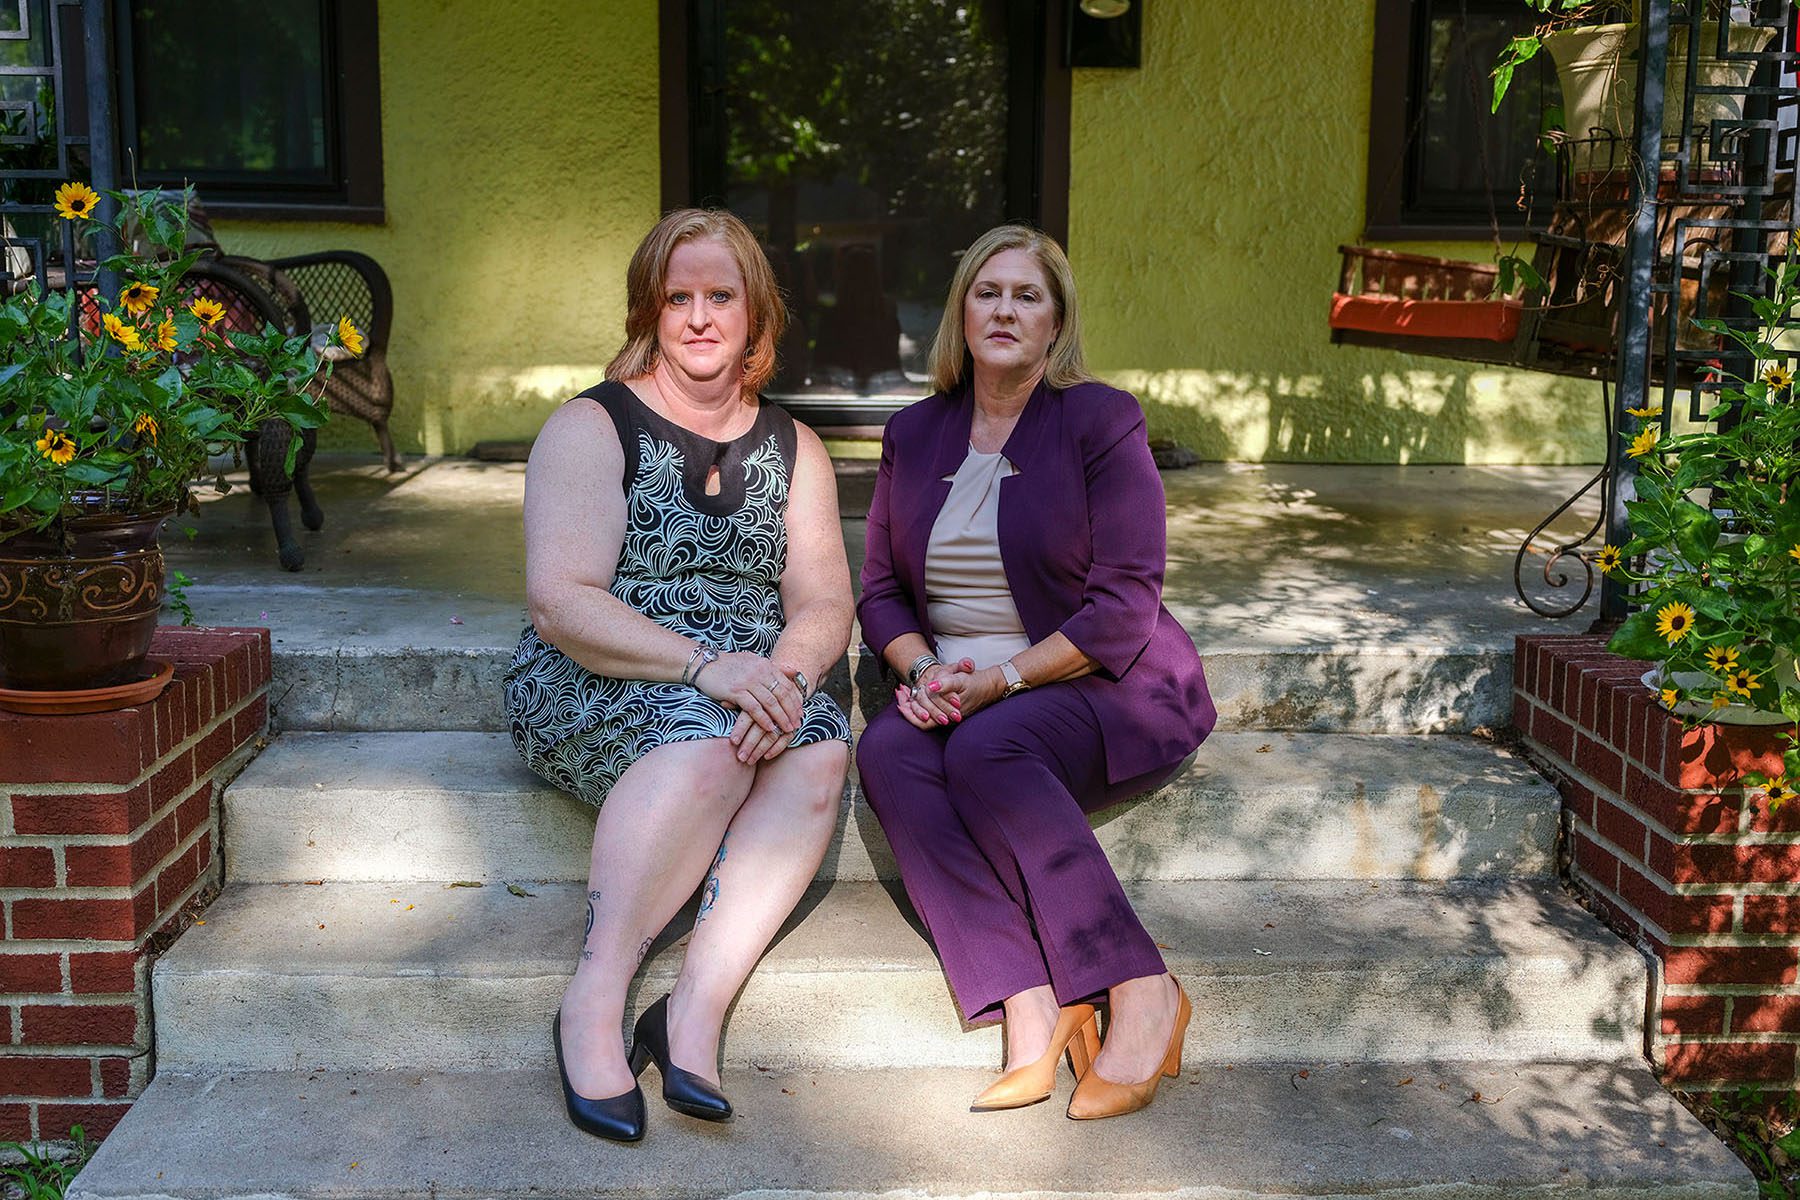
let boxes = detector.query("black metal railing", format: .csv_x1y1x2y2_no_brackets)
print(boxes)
0,0,118,320
1514,0,1800,623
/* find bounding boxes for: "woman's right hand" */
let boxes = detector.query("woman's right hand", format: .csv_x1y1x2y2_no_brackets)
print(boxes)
695,651,804,739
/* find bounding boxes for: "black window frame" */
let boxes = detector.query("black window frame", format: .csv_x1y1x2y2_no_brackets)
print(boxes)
659,0,1070,427
112,0,384,223
1365,0,1551,241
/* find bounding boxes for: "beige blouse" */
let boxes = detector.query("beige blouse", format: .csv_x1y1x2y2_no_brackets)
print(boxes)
924,446,1032,670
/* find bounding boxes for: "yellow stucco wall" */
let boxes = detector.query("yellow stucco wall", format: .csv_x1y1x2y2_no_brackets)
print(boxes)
1068,1,1605,464
217,0,1604,464
216,0,662,456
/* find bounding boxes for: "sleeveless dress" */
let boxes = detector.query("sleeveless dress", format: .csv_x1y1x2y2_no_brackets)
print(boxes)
503,381,851,807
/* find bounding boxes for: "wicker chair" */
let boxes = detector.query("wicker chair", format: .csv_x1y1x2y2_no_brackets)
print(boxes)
178,258,325,572
225,249,400,472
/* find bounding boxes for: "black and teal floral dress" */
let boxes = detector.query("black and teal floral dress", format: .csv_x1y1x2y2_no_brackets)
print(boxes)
504,381,850,807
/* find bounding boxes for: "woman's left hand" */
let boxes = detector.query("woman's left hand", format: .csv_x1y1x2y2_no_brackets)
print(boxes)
930,665,1007,720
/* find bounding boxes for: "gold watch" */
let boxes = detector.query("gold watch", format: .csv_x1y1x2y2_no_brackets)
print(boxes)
999,659,1030,698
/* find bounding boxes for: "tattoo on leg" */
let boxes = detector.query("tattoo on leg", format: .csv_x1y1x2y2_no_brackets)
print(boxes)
581,889,600,962
695,835,729,925
636,936,653,965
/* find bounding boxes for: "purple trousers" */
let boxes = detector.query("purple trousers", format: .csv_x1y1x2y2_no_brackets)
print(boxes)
855,683,1176,1024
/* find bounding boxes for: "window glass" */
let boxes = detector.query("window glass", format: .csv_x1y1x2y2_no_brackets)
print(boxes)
130,0,331,186
1405,1,1555,226
719,0,1010,407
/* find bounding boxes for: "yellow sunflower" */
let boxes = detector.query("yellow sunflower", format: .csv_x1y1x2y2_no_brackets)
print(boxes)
336,315,365,357
1764,364,1794,390
1660,686,1681,708
1789,543,1800,566
118,281,158,317
1595,545,1624,576
189,297,225,327
1765,777,1795,812
1655,601,1696,644
133,412,158,443
1625,404,1662,420
101,312,141,351
1727,667,1762,698
1711,692,1732,710
1627,428,1659,459
153,316,178,353
34,429,74,465
52,181,98,221
1704,644,1740,673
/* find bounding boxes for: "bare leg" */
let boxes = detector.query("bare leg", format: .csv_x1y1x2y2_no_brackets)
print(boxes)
665,739,847,1082
560,738,755,1099
1093,972,1181,1083
1000,983,1061,1067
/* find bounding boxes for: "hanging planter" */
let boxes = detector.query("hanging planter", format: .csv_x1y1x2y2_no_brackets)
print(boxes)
1542,17,1778,183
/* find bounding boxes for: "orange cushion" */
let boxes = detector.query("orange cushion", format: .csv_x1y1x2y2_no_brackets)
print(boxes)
1329,294,1522,342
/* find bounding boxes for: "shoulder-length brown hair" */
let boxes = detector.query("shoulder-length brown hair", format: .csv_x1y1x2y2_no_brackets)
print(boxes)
605,208,787,398
927,224,1093,395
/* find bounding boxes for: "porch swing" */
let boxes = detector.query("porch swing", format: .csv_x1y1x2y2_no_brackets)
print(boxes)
1328,3,1797,619
1327,7,1782,389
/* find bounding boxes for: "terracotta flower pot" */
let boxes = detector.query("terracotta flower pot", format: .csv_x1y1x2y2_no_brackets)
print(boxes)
0,506,174,692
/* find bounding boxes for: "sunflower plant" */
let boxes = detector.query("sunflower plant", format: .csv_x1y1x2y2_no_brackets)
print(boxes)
1595,253,1800,809
0,183,357,538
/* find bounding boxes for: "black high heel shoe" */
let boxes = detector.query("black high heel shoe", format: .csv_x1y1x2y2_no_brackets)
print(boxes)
552,1010,647,1142
629,994,732,1121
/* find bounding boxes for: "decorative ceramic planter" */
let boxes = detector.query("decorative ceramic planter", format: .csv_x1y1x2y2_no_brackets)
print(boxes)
1644,651,1798,726
1544,20,1778,181
0,506,174,693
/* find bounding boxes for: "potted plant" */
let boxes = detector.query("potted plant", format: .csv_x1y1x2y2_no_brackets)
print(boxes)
1595,251,1800,813
0,184,356,712
1493,2,1781,179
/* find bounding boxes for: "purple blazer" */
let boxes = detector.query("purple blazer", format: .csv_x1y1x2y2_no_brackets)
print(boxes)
858,379,1216,785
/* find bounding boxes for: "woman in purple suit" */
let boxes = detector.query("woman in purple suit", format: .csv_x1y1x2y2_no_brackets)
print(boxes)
855,225,1215,1121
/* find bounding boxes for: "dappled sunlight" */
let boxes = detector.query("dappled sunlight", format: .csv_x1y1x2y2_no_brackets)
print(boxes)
1107,361,1604,467
1160,462,1606,648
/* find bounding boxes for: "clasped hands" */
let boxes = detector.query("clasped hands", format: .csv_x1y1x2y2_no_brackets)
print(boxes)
892,657,1005,731
695,650,808,763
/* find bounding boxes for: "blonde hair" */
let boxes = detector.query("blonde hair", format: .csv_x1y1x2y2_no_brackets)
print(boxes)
928,224,1093,395
606,208,786,398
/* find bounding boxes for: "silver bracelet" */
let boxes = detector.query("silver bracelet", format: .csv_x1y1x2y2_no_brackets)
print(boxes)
907,653,940,686
682,641,719,687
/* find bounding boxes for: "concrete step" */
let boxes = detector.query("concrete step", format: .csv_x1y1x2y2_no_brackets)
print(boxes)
223,730,1558,884
266,640,1515,735
152,878,1643,1072
69,1058,1752,1200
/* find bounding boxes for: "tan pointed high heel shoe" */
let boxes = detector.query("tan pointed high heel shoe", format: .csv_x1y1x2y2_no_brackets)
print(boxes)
970,1003,1101,1112
1066,979,1190,1121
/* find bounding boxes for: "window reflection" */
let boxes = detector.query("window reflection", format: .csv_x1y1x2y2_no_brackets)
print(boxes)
721,0,1010,408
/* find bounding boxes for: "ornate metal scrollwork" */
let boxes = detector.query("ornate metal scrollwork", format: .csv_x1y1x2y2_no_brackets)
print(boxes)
1515,377,1614,618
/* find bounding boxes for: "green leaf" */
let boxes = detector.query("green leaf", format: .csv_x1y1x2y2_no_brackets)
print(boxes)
1609,608,1672,661
64,462,125,487
1671,501,1721,563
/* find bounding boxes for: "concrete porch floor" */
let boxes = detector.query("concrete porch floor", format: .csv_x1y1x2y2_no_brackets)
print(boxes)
163,453,1607,657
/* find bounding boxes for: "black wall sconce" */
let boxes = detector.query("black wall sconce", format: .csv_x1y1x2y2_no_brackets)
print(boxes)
1065,0,1142,69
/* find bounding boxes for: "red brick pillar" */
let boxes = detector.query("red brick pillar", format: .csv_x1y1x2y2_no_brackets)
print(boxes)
1516,634,1800,1094
0,627,270,1140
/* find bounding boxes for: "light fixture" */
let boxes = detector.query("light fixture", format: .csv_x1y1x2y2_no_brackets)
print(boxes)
1065,0,1141,68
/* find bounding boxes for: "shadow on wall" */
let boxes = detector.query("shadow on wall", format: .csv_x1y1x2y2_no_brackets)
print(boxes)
1108,357,1609,466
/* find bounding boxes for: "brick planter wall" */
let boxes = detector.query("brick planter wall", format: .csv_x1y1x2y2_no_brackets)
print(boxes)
0,627,270,1141
1515,633,1800,1094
